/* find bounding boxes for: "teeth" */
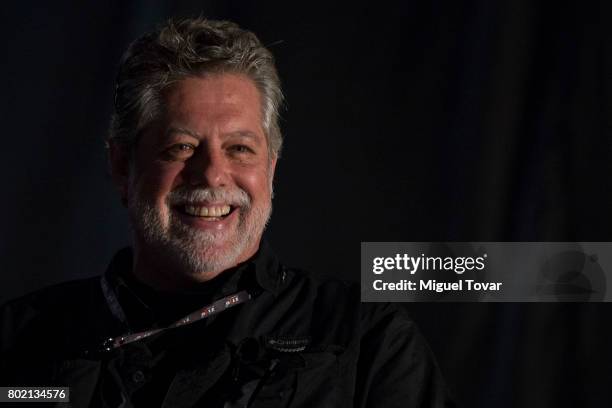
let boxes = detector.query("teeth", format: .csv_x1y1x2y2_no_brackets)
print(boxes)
184,205,231,217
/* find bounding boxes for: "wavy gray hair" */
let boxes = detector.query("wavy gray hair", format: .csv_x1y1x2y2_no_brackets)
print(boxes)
108,17,283,157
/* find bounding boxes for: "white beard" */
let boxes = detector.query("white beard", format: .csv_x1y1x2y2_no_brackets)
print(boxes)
128,185,272,280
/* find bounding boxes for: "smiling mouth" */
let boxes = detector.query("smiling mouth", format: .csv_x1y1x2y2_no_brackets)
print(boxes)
178,204,236,220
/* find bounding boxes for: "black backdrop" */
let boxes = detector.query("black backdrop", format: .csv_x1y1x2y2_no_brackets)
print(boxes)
2,1,611,407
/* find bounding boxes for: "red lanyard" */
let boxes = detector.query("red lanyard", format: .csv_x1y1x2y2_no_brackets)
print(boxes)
100,290,252,352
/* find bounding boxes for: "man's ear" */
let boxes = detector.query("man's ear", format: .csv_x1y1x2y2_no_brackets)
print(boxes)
107,140,131,207
269,153,278,195
270,154,278,177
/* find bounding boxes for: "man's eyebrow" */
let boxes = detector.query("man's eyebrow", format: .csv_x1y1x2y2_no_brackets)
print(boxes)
222,130,261,141
165,127,201,139
165,128,260,141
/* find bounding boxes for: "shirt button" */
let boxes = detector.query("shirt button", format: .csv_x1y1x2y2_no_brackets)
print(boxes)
131,370,145,383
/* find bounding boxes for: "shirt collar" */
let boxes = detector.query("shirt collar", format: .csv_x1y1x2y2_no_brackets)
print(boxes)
252,239,283,296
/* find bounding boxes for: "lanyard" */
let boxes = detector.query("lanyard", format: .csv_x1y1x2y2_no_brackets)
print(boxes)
99,289,253,352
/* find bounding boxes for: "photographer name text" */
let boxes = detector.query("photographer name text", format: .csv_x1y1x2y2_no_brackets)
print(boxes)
373,279,502,292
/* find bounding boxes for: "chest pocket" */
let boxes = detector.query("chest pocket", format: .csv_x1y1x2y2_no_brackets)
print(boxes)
227,348,344,408
226,357,296,408
290,348,346,408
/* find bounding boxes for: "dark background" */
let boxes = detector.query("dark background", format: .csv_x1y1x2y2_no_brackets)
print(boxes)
2,1,611,406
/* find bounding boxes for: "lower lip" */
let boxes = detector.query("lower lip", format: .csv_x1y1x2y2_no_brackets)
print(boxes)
173,207,239,231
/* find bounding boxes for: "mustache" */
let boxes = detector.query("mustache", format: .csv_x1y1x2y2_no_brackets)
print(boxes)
167,187,251,207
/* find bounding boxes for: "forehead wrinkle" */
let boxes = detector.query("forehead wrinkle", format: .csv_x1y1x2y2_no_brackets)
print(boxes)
221,130,261,141
165,126,202,139
161,75,267,147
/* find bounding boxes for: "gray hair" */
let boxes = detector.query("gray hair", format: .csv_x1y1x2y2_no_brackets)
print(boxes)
108,17,283,157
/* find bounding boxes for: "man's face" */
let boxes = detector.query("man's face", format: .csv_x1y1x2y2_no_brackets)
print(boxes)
118,74,276,285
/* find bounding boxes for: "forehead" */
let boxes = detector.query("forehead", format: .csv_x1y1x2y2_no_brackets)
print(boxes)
161,73,265,136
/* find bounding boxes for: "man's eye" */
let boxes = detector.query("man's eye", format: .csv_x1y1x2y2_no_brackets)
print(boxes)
229,145,254,154
165,143,195,159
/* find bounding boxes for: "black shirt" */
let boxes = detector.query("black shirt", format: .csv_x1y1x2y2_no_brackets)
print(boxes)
0,242,454,407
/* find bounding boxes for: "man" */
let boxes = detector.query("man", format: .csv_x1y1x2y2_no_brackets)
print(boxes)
0,18,453,407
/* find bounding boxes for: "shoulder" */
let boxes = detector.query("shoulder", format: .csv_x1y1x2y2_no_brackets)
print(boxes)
279,266,360,318
283,266,359,302
278,266,420,344
0,277,103,349
1,276,102,315
282,265,410,321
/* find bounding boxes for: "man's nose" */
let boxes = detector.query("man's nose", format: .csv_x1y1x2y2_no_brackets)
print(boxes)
184,145,229,188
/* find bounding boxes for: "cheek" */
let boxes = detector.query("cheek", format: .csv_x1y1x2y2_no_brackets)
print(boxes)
133,162,185,204
235,167,272,203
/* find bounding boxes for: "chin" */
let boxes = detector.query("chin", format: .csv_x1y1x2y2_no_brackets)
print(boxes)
166,236,246,277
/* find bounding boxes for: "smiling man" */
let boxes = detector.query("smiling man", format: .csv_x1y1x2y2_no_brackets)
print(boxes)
117,74,276,291
0,18,453,407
